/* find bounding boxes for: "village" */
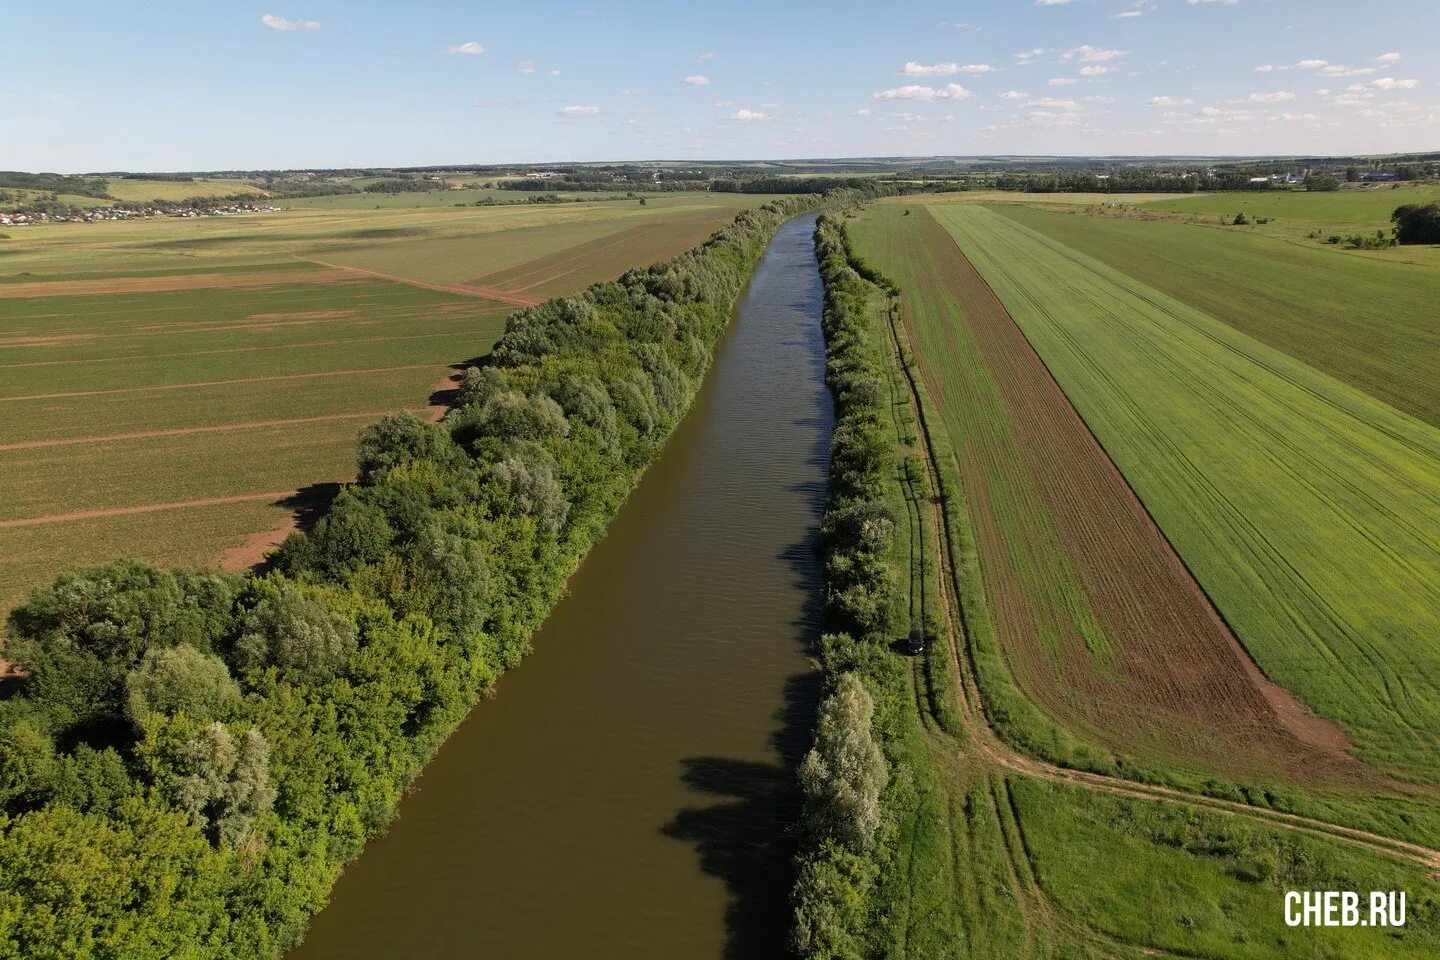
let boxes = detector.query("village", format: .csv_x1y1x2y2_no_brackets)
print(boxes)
0,200,282,227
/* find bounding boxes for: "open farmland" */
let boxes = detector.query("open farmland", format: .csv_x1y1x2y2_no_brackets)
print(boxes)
994,204,1440,427
101,177,267,202
921,202,1440,787
0,191,767,608
850,205,1359,783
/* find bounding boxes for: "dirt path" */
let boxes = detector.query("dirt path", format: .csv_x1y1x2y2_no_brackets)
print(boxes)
299,257,543,307
0,363,442,403
0,410,414,452
877,285,1440,876
0,269,356,299
0,491,305,530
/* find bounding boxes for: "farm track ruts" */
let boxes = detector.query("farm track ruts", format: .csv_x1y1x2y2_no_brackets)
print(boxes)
0,363,444,403
300,257,542,307
0,490,319,529
0,410,414,452
891,207,1360,784
873,248,1440,877
0,332,487,371
0,269,357,299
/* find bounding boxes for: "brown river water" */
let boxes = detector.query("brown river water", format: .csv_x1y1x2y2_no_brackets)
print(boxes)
291,213,830,959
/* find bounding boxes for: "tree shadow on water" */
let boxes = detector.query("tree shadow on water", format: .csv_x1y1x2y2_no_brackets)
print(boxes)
662,671,821,960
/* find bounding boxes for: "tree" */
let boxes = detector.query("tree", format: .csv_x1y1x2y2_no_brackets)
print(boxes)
356,413,462,482
1392,202,1440,245
147,720,276,848
798,672,888,852
1233,212,1249,225
124,646,240,727
232,582,357,684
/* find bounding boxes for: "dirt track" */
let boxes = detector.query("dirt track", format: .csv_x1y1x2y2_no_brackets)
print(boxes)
0,269,356,299
0,491,302,529
0,363,442,403
0,410,409,452
300,257,543,307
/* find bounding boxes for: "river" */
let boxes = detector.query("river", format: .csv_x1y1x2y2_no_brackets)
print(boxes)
291,213,830,959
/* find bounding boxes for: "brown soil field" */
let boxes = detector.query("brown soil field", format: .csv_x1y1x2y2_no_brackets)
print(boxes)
873,207,1360,783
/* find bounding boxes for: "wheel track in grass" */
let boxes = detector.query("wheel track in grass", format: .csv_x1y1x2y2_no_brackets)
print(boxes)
866,246,1440,886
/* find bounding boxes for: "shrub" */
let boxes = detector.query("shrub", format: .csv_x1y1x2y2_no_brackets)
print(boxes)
1392,202,1440,245
124,646,241,727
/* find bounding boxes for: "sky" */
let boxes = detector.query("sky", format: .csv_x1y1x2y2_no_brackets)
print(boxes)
2,0,1438,171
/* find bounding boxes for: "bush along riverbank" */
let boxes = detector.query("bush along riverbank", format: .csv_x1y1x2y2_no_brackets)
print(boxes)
791,213,929,958
0,196,849,959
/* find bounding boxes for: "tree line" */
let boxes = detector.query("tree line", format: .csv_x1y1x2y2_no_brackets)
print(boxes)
0,194,842,958
790,214,909,959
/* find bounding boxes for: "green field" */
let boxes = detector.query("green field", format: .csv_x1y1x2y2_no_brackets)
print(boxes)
994,205,1440,427
0,192,769,609
924,202,1440,785
102,177,267,201
1139,183,1440,228
803,212,1440,960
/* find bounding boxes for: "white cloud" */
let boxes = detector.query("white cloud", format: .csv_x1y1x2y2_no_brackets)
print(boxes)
448,41,485,55
683,75,711,86
261,13,319,31
1186,0,1238,4
853,107,873,116
726,108,768,122
1146,95,1193,106
1351,76,1419,91
1080,65,1111,76
872,83,971,102
1063,45,1126,63
999,90,1030,100
1254,64,1274,72
1249,90,1296,102
518,60,537,74
900,61,993,76
698,52,715,63
1034,0,1074,5
902,61,959,76
1014,48,1046,63
1116,9,1142,17
1295,59,1328,70
1320,65,1375,77
558,105,600,118
1376,52,1402,64
1025,97,1079,109
1048,77,1078,86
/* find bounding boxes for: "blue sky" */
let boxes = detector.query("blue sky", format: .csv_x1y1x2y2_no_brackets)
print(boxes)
3,1,1437,171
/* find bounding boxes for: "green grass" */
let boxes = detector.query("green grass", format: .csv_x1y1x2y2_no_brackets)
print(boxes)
926,203,1440,786
1014,777,1440,959
995,205,1440,427
1139,184,1440,228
